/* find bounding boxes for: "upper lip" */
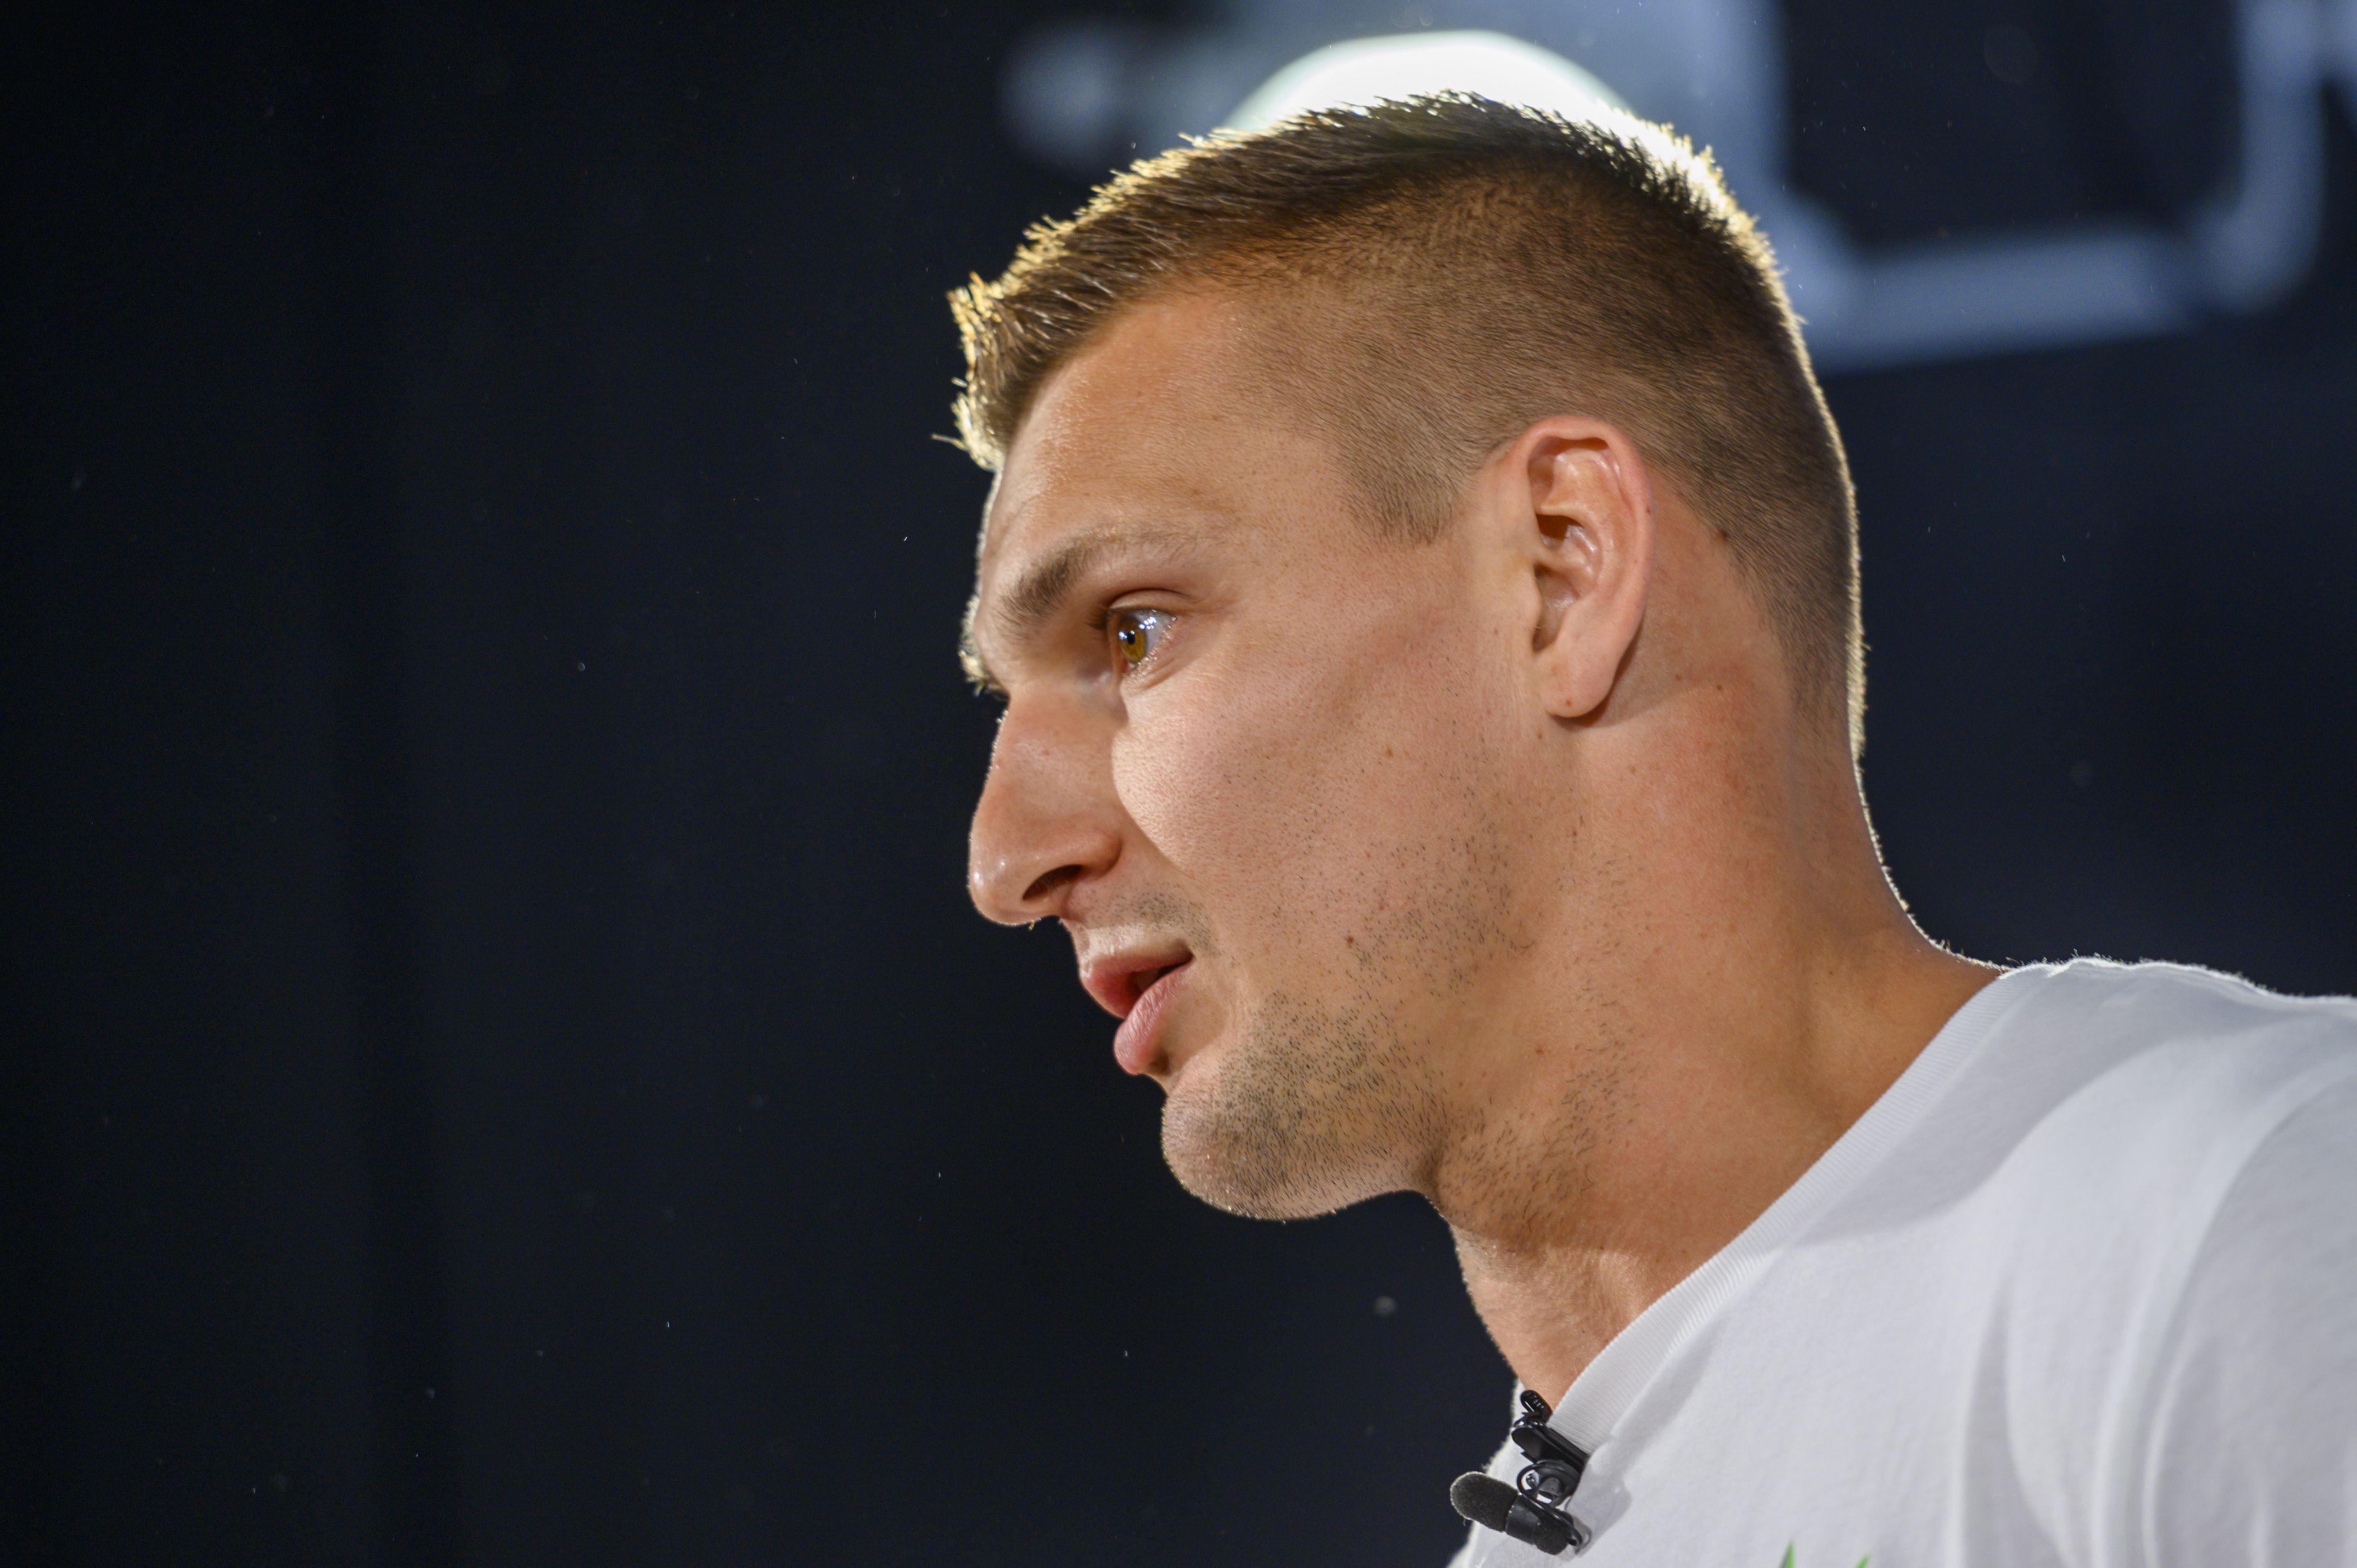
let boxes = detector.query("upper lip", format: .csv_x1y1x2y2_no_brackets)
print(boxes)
1080,949,1194,1019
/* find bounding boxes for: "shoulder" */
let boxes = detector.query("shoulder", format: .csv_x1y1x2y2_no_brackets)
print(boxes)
1945,959,2357,1305
1996,955,2357,1057
1915,961,2357,1562
2137,1074,2357,1563
1879,960,2357,1225
1963,958,2357,1170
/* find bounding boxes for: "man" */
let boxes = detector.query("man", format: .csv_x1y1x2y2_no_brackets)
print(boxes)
949,95,2357,1565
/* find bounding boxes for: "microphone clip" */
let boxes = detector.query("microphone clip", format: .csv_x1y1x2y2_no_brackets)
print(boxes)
1449,1389,1595,1555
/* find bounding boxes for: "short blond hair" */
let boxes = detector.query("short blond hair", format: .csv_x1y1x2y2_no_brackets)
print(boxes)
952,95,1863,743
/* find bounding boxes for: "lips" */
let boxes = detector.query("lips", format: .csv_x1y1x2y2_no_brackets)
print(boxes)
1111,962,1190,1075
1081,951,1195,1076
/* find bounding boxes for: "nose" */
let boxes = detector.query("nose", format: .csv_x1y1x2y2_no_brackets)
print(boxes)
968,696,1123,925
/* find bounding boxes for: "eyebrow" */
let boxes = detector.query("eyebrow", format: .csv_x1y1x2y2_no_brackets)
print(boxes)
960,523,1199,691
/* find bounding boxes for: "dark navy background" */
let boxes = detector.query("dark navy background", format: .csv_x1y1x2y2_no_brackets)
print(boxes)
7,3,2351,1563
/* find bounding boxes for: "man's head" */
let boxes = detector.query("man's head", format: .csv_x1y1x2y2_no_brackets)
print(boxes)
956,95,1859,735
955,97,1873,1223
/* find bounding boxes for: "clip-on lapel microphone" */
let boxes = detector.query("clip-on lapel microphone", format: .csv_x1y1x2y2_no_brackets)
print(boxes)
1448,1389,1594,1555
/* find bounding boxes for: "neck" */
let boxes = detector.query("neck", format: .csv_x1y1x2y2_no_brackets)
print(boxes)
1426,733,1994,1403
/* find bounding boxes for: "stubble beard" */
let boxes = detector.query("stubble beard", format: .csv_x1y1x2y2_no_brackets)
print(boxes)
1150,738,1530,1220
1160,986,1448,1220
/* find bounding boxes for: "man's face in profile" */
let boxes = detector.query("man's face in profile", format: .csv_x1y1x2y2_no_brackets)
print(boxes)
966,291,1571,1221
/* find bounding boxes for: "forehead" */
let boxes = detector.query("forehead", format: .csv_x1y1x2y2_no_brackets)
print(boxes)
977,292,1302,578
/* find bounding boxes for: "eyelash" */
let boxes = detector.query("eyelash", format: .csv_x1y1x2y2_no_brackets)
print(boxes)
1091,603,1176,677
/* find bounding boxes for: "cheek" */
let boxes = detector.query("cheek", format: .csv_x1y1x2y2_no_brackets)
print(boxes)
1110,601,1511,953
1114,675,1343,886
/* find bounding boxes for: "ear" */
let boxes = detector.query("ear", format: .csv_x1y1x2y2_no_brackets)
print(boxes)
1497,417,1655,721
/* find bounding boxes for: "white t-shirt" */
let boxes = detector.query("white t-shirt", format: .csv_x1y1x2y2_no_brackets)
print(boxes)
1447,960,2357,1568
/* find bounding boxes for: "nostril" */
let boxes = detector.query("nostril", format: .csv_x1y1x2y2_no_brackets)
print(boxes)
1021,863,1082,906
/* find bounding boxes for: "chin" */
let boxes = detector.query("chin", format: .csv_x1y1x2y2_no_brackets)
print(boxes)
1156,1027,1416,1222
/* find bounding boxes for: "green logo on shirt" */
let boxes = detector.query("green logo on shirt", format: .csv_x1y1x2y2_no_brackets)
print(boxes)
1780,1547,1869,1568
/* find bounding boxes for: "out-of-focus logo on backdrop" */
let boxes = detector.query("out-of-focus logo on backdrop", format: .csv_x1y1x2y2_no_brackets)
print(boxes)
1001,0,2357,372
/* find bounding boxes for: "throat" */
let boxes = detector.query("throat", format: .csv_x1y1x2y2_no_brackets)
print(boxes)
1447,1209,1678,1402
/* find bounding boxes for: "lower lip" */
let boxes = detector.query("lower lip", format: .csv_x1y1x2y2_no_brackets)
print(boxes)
1113,962,1191,1076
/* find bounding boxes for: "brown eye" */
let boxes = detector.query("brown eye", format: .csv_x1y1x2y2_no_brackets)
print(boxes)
1110,607,1172,670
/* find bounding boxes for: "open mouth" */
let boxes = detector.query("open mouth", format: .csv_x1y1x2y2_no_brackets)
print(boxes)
1123,960,1188,1012
1083,949,1196,1021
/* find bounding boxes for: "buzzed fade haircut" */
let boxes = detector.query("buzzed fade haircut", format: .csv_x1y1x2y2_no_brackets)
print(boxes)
951,94,1864,748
